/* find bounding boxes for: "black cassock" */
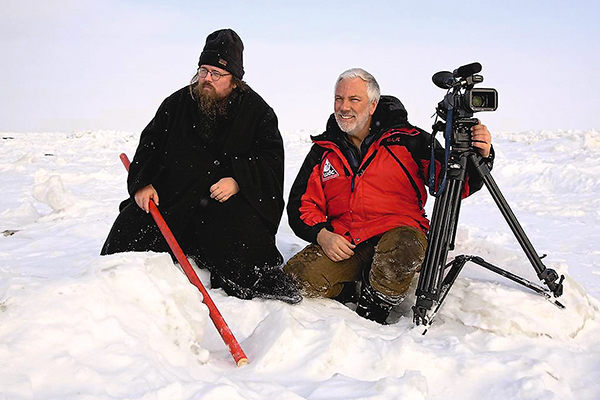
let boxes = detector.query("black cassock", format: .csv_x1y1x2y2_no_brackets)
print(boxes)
101,85,299,303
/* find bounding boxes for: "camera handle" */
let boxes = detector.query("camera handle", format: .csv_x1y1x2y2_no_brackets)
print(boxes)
413,149,565,329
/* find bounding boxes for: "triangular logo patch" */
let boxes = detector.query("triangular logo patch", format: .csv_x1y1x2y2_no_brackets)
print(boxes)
322,158,340,182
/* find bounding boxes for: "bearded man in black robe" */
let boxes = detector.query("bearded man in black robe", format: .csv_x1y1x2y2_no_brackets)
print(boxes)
101,29,300,304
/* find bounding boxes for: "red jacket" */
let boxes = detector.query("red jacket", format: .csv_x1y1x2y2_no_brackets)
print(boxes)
287,95,490,245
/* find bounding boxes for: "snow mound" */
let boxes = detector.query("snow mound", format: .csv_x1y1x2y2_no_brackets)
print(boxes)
0,252,210,399
441,274,598,339
1,130,600,399
32,172,77,212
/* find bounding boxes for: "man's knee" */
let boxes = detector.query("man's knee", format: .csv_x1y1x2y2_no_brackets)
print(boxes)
284,244,335,297
283,244,362,298
370,226,427,297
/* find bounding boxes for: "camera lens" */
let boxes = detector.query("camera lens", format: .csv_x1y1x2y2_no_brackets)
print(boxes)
468,88,497,112
472,95,485,107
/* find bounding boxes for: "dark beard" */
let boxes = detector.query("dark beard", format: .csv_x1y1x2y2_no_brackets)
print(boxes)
192,82,230,142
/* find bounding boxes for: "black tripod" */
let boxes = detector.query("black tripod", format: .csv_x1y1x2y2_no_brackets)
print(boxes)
412,147,565,328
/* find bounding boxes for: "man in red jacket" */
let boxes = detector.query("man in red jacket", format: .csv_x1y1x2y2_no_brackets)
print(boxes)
284,68,492,323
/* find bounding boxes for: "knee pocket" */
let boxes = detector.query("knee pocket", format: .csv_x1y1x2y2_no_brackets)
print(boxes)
376,227,426,263
370,227,427,294
376,226,427,255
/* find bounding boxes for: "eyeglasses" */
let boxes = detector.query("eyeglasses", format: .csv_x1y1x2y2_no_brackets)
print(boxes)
198,67,231,81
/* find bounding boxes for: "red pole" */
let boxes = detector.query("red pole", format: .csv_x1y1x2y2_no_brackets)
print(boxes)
119,153,248,367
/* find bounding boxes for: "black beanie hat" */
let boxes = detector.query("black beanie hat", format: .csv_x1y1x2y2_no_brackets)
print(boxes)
198,29,244,79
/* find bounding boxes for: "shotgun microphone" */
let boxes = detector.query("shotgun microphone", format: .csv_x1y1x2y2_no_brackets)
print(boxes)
454,62,482,79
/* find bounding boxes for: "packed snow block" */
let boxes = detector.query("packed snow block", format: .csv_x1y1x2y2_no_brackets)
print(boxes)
94,252,210,363
440,273,598,339
32,173,76,212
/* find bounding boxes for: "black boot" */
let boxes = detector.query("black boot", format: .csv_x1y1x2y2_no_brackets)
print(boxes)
209,267,302,304
332,281,359,304
356,268,401,324
252,267,303,304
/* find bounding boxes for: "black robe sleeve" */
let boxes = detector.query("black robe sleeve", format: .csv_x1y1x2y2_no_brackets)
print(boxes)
228,99,285,236
126,98,170,198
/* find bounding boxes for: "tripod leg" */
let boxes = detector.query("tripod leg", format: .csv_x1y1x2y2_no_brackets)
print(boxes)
468,153,564,297
468,256,565,309
420,255,470,329
414,155,469,325
414,150,565,330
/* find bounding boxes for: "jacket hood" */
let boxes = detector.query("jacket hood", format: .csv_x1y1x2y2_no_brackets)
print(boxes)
371,95,409,134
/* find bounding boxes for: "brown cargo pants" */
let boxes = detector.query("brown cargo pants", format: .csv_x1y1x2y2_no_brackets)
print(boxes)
284,225,427,299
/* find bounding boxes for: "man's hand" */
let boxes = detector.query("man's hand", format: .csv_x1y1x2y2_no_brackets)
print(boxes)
471,121,492,158
210,177,240,203
316,228,356,262
134,184,159,213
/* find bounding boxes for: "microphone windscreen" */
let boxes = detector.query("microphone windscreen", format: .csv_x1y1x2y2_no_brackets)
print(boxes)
432,71,455,89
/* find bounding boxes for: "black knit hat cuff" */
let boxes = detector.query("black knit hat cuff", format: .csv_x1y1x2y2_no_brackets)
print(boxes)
198,29,245,80
198,50,244,80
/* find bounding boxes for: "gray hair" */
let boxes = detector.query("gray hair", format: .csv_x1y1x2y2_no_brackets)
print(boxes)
335,68,381,104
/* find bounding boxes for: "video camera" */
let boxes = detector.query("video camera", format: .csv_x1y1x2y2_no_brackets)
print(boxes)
432,62,498,152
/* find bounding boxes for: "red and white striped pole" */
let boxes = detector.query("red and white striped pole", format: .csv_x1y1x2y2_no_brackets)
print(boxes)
119,153,248,367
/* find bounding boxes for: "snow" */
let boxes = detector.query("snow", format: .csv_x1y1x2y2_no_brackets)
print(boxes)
1,128,599,400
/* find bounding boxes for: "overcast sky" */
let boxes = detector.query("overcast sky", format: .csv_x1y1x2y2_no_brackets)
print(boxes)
2,0,599,134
